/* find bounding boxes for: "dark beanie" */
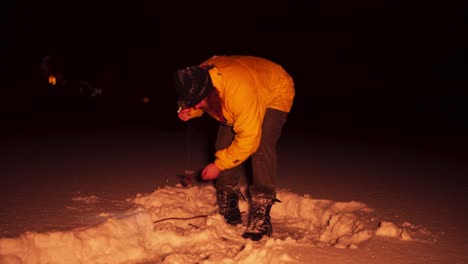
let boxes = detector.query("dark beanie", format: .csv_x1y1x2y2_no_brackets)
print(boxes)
174,65,214,108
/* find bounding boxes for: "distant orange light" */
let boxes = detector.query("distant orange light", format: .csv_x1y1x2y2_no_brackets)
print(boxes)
48,75,57,85
142,97,150,104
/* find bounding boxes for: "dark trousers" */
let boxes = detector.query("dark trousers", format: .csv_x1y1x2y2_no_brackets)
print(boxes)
214,108,288,196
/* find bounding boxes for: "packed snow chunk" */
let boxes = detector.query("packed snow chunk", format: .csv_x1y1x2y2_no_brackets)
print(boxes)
272,189,375,247
375,221,412,240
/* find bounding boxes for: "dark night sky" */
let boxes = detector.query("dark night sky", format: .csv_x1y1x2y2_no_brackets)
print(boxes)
4,1,467,158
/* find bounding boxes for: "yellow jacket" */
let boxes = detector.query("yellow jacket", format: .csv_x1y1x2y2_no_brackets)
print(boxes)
190,55,295,171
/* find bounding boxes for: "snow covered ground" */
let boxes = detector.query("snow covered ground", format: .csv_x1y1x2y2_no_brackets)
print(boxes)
0,114,466,263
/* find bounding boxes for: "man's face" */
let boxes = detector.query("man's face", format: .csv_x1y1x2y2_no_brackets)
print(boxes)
193,97,208,111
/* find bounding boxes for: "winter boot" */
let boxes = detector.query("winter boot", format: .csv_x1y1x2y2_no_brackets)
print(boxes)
216,185,242,225
242,192,279,241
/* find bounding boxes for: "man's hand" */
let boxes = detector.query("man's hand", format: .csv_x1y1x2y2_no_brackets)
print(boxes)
177,108,191,121
201,163,222,180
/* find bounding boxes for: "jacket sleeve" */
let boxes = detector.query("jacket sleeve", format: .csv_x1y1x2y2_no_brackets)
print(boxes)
214,86,263,171
188,108,204,119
